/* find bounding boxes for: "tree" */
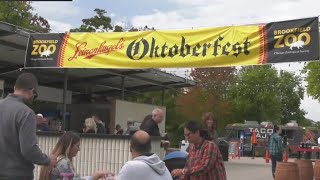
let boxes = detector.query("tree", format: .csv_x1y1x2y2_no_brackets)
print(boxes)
228,65,305,125
128,27,139,32
69,8,154,33
277,70,305,124
113,25,123,32
70,8,115,32
176,67,236,134
304,61,320,101
228,65,281,123
0,1,50,32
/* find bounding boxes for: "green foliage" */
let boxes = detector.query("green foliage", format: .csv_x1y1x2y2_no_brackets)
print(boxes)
299,118,314,127
228,65,281,123
70,9,114,32
277,70,305,124
228,65,305,125
128,27,139,32
113,25,124,32
0,1,50,32
304,61,320,101
176,67,237,135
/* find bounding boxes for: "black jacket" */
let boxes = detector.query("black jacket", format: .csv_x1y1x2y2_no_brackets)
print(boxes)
140,119,160,136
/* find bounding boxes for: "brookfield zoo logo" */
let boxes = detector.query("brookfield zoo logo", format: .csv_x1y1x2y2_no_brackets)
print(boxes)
289,40,304,50
31,40,58,58
273,26,311,51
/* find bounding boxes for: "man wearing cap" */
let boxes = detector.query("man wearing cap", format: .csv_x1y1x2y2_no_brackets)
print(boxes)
36,113,49,131
0,73,57,180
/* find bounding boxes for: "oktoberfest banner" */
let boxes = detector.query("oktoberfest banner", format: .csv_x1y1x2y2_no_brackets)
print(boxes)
25,17,319,69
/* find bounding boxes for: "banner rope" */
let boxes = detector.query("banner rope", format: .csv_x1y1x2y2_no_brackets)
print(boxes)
0,68,24,76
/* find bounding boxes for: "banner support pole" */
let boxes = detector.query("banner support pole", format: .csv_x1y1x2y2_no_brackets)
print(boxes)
161,88,165,106
121,76,125,100
62,69,69,131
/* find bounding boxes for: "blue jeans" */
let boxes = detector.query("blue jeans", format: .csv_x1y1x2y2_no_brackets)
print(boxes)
271,153,283,178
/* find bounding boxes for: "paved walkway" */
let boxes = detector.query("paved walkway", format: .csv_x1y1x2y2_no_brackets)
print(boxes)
225,157,284,180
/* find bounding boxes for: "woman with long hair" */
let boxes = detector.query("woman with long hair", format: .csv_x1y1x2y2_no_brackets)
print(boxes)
202,112,218,142
39,131,111,180
84,118,97,134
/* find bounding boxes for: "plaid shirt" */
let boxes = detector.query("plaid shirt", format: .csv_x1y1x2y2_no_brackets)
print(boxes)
268,133,284,155
184,140,226,180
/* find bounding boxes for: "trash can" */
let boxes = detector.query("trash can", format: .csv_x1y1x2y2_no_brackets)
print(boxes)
218,140,229,161
163,151,187,173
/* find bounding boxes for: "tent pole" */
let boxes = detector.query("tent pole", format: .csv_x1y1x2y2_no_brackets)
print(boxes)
161,88,165,106
121,76,125,100
62,69,69,131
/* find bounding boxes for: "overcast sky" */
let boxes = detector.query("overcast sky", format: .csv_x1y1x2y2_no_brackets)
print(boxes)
31,0,320,121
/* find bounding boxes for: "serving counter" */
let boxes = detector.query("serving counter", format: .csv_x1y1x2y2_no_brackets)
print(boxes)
34,132,164,179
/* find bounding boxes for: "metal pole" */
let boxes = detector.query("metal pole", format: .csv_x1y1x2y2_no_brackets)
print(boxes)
161,89,165,106
121,76,125,100
63,69,69,131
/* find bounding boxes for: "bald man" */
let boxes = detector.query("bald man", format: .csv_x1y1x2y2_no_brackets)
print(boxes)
117,130,172,180
140,108,164,136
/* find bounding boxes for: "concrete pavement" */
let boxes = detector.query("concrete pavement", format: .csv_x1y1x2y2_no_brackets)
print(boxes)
225,157,282,180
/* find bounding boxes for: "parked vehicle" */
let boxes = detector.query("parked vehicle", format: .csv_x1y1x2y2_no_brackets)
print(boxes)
223,121,317,157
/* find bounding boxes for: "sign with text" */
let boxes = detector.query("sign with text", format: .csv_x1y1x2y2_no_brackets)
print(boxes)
25,17,319,69
247,127,274,139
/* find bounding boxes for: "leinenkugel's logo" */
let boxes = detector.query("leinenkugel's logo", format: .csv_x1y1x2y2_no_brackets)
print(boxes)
67,38,125,61
30,39,58,60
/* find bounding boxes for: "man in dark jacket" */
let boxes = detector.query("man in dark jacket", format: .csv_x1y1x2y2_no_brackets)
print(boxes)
0,73,57,180
92,114,107,134
140,108,164,136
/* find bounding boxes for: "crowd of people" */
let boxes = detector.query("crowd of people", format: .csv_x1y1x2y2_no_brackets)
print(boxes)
0,73,228,180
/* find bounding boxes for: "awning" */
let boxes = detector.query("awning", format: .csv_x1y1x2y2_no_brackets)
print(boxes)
0,21,196,98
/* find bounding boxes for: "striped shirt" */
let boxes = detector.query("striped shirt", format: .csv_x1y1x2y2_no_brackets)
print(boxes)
184,140,226,180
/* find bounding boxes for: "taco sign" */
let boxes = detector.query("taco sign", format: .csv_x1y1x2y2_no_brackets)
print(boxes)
248,127,273,139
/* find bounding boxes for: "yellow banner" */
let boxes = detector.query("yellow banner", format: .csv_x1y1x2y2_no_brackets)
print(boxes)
58,26,264,68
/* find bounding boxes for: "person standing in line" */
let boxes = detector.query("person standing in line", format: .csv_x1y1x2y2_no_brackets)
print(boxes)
92,114,107,134
36,113,50,131
140,114,152,130
269,125,284,179
202,112,218,143
115,124,124,135
83,118,97,134
171,121,226,180
123,120,134,135
0,73,57,180
140,108,164,136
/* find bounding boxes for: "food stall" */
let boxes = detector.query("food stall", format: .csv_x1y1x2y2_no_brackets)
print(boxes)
0,21,195,178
